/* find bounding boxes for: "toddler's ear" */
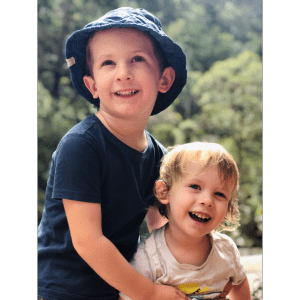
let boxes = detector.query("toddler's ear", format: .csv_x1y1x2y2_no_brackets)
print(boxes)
158,67,175,93
83,75,99,99
155,180,170,204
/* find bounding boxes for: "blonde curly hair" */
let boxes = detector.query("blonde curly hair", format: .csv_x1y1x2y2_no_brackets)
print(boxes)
153,142,240,231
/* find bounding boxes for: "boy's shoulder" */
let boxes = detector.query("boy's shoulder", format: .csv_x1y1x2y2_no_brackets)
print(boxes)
146,131,167,154
56,115,166,163
54,114,107,160
59,114,109,148
66,114,100,136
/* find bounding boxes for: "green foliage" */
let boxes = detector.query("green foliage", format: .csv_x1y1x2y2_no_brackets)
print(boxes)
165,0,261,72
38,0,262,247
168,18,233,71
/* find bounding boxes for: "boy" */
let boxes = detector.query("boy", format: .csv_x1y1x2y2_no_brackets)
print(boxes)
38,7,188,300
120,142,251,300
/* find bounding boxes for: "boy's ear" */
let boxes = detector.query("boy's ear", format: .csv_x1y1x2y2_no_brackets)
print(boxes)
158,67,176,94
83,75,99,99
155,180,170,205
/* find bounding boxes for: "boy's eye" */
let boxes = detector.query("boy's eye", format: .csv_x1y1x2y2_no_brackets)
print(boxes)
132,56,145,63
190,184,201,190
102,60,114,66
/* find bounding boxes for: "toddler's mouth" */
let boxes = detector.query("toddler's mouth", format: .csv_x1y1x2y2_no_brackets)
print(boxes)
189,212,211,223
115,90,139,97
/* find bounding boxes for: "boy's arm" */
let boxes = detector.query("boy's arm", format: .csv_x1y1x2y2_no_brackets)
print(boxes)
146,206,168,233
228,276,251,300
63,199,188,300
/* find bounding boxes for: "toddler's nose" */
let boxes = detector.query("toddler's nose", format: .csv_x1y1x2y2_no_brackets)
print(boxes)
198,193,214,208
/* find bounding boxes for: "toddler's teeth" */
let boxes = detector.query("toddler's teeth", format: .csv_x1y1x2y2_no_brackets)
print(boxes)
189,212,211,223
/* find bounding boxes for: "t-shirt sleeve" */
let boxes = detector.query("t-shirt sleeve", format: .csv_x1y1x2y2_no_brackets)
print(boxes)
226,236,247,285
119,242,154,300
52,133,103,203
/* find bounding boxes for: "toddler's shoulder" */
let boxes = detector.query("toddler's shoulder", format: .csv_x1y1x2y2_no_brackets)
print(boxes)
211,231,238,251
211,232,244,266
140,229,158,254
137,226,165,259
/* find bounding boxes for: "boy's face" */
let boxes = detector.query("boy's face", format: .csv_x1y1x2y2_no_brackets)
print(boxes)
83,28,173,121
159,164,234,240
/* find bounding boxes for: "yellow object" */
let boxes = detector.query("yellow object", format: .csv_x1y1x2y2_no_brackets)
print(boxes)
177,283,209,295
178,283,200,294
199,286,209,293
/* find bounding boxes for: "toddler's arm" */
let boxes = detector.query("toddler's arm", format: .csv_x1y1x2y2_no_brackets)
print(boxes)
63,199,188,300
228,276,251,300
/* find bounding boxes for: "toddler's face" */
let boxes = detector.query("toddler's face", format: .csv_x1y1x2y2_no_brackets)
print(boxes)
83,27,166,120
163,164,234,239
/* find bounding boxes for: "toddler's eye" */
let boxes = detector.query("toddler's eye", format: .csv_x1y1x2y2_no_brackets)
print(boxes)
102,60,114,66
190,184,201,190
215,192,226,198
132,56,145,63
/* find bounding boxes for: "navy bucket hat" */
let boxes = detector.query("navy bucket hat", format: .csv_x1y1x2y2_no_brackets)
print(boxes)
65,7,187,115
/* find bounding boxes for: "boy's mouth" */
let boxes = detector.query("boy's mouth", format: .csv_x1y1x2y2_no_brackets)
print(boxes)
115,90,139,97
189,212,211,223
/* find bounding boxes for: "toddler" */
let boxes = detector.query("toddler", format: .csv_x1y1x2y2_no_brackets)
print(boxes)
120,142,251,300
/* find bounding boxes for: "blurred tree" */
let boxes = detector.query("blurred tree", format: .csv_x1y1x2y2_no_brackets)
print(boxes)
165,0,261,72
117,0,189,25
215,0,262,42
167,17,243,72
171,71,203,119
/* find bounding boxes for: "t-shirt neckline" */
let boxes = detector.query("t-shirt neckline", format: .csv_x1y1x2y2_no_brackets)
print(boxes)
90,114,153,158
157,225,215,270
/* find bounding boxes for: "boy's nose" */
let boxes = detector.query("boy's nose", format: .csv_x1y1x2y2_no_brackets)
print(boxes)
116,64,133,81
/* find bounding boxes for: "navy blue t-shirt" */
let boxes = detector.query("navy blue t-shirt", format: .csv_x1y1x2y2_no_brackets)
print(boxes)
38,114,166,300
